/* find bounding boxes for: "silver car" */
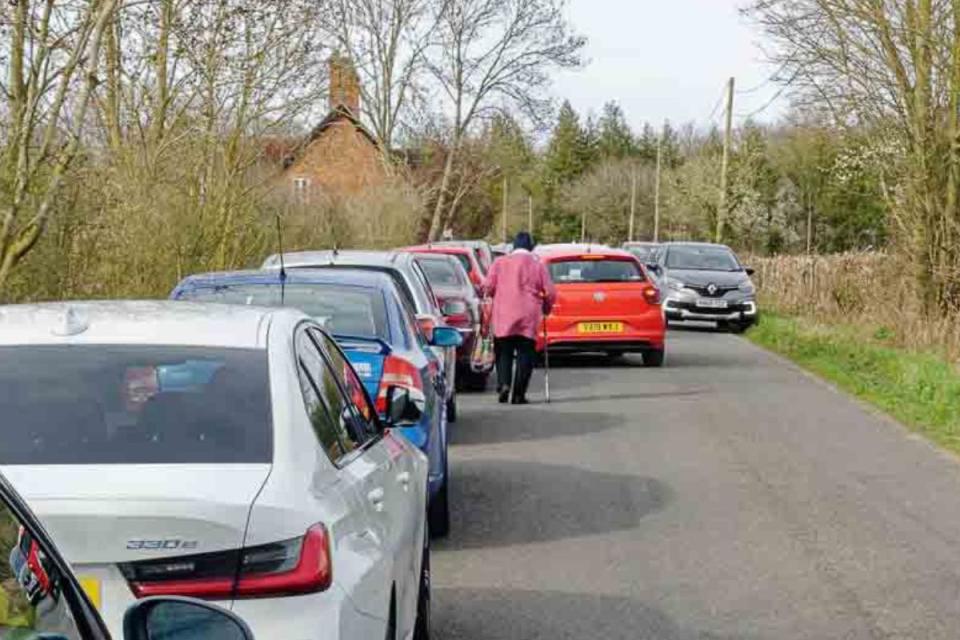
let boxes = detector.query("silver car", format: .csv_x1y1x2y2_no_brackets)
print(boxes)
648,242,758,333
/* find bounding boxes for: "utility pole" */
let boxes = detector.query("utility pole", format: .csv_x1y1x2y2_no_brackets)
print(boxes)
654,130,663,242
716,76,734,243
628,167,637,242
501,176,508,242
528,194,534,232
580,211,586,243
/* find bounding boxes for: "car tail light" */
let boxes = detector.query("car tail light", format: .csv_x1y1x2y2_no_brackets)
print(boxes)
440,297,471,329
121,524,332,599
643,286,661,305
375,355,424,414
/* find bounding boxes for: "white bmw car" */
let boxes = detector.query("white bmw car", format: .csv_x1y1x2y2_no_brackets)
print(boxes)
0,301,431,640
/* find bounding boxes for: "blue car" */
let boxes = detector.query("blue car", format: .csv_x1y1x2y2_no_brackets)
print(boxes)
169,268,461,536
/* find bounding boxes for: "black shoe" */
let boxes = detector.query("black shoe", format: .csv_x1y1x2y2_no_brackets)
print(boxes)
498,386,510,403
511,396,529,405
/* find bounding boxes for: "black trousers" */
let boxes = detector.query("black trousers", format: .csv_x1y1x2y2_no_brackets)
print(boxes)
494,336,537,400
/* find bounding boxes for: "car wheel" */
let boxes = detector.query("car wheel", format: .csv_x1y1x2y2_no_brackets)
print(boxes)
412,529,431,640
428,465,450,538
643,348,665,367
446,395,457,423
384,592,396,640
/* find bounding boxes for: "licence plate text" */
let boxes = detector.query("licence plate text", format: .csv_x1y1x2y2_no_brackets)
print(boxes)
577,322,624,333
696,299,728,309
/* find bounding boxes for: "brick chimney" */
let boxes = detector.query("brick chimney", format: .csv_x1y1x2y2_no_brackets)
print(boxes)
329,54,360,115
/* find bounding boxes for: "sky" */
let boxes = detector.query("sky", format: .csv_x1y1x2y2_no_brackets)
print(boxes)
551,0,787,132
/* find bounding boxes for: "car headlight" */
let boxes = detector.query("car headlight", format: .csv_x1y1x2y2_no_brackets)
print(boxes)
738,281,756,294
665,278,685,292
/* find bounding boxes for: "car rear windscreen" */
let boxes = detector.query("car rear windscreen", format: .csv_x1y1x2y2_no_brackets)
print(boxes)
418,258,466,288
0,346,272,465
548,259,645,283
178,283,388,339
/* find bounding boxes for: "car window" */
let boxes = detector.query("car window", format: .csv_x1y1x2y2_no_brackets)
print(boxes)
665,246,741,271
178,283,389,340
312,330,379,441
0,345,272,465
296,330,350,463
451,253,473,275
0,502,83,639
410,261,441,312
418,257,466,288
548,259,645,283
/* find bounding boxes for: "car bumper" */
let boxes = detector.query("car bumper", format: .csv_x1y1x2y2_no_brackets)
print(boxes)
663,297,758,324
541,316,666,353
232,584,385,639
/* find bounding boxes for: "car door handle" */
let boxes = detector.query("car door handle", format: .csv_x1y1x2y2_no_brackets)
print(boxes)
396,471,411,489
367,487,385,511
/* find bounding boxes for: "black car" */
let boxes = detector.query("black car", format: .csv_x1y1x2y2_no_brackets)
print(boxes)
0,472,254,640
647,242,758,333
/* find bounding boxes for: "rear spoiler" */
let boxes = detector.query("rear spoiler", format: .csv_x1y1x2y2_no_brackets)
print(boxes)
334,334,393,356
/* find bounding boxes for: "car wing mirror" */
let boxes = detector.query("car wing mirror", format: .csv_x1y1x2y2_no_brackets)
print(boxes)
383,386,425,427
646,263,661,273
124,596,255,640
744,267,755,276
430,326,463,347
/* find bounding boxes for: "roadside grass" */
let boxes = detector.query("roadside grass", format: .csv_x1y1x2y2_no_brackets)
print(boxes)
747,314,960,454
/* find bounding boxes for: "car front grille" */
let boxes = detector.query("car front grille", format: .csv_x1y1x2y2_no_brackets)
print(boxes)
686,284,738,298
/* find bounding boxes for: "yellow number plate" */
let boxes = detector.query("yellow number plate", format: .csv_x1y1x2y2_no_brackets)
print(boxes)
78,577,102,610
577,322,623,334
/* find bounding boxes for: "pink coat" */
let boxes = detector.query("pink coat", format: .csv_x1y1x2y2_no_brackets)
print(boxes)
482,249,557,340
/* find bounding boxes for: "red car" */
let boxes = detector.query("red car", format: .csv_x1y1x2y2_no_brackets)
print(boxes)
406,251,493,390
536,244,666,366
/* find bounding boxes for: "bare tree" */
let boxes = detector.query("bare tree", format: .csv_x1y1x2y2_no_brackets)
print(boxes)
1,0,124,291
423,0,584,239
745,0,960,310
326,0,440,147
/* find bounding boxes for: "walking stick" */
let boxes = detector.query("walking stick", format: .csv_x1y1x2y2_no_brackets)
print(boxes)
542,314,551,403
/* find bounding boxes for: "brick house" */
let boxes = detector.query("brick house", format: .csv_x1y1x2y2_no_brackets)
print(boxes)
278,56,390,201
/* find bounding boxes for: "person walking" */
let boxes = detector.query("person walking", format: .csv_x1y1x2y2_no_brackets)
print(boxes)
482,231,557,404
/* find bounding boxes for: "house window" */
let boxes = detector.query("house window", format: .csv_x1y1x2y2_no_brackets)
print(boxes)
293,177,310,202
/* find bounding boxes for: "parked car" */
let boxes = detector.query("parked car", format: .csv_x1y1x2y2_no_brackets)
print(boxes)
490,243,512,259
406,253,492,391
535,244,666,366
647,242,758,333
0,469,254,640
170,269,459,536
262,250,459,424
0,301,431,640
401,244,486,292
622,241,661,264
428,240,494,275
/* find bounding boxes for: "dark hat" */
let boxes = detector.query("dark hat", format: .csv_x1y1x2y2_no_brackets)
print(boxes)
513,231,534,251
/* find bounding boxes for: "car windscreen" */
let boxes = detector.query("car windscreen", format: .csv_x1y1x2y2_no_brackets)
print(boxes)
178,283,388,339
418,258,466,288
548,258,645,283
0,345,272,465
626,246,655,261
665,246,740,271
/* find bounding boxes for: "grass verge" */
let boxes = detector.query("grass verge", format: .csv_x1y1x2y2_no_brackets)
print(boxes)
747,314,960,454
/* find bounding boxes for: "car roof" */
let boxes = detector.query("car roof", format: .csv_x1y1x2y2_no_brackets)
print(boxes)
660,241,733,250
176,268,395,291
535,244,627,259
404,244,473,256
623,241,659,247
0,300,305,348
262,250,411,270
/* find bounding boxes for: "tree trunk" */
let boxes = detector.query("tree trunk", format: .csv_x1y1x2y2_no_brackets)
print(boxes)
427,140,459,240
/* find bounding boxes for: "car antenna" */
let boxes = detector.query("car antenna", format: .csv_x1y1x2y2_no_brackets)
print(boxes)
275,214,287,306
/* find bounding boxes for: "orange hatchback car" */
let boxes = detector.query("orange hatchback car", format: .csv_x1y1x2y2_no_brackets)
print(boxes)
536,244,666,366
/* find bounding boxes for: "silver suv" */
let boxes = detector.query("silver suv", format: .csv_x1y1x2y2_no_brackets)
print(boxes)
647,242,758,333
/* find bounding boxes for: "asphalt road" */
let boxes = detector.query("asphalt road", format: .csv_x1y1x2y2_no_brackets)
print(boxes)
433,329,960,639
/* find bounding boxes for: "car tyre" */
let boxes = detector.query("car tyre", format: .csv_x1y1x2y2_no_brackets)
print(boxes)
428,464,450,538
643,348,665,367
446,395,457,423
412,528,431,640
384,592,396,640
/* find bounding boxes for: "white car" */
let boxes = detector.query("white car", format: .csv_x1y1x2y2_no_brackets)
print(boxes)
0,301,431,640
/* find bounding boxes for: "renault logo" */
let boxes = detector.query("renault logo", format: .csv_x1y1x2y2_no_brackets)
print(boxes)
707,283,718,295
593,292,606,302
